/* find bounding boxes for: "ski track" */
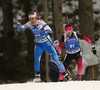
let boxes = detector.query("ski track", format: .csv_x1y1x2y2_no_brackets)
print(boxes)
0,81,100,90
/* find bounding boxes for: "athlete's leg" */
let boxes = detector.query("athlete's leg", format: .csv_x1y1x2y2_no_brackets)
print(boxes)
34,43,44,72
75,52,83,81
43,41,66,73
76,52,83,75
43,41,72,81
49,62,59,82
76,57,82,75
63,54,75,69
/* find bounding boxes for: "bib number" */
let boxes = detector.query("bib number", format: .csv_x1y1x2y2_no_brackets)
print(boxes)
70,44,75,48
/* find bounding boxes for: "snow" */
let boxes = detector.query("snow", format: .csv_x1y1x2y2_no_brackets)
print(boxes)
0,81,100,90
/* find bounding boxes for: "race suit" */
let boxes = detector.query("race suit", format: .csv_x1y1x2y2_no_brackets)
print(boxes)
58,32,94,75
17,20,66,73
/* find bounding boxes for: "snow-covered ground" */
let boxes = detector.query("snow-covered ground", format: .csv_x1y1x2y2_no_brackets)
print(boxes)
0,81,100,90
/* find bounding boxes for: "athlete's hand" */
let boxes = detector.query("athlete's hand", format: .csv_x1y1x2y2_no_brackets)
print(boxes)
38,25,43,30
92,47,97,55
17,13,22,22
58,54,63,62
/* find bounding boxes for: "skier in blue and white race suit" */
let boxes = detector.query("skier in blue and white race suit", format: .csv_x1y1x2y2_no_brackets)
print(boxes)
48,40,69,82
17,11,70,82
48,40,60,82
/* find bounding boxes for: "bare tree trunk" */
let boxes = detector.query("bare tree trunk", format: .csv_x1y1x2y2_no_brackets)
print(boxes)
52,0,63,40
1,0,19,79
43,0,50,82
24,1,34,81
24,0,32,22
1,0,14,61
78,0,99,80
79,0,94,43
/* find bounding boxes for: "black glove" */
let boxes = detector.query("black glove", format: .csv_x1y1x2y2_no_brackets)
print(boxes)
92,47,97,55
58,54,63,62
17,13,22,23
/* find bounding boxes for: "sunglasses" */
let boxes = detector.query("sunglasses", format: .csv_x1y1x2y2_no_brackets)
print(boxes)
55,42,59,44
65,31,72,33
54,40,59,44
28,12,34,15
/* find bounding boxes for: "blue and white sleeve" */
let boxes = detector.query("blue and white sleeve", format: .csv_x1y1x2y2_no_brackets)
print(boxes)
44,25,52,33
17,21,30,31
39,20,52,33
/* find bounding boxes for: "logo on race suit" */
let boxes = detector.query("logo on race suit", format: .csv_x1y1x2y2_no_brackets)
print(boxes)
24,24,27,28
31,28,41,34
67,38,75,41
67,30,70,32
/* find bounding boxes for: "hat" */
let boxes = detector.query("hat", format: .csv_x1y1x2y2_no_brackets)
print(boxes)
65,25,73,33
53,40,59,47
28,12,37,18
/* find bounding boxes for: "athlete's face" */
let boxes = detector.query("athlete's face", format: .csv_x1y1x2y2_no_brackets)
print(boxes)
29,17,37,26
55,45,59,51
66,32,72,37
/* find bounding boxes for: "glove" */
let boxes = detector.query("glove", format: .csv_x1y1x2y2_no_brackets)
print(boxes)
17,13,22,23
58,54,63,62
37,25,43,30
92,47,97,55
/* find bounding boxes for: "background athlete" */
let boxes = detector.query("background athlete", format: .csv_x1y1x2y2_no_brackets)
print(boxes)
58,25,97,81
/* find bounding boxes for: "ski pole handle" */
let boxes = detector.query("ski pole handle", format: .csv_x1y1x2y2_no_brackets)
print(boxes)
33,5,41,19
17,6,23,21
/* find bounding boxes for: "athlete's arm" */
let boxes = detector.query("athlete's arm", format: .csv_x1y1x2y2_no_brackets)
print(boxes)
58,35,64,54
17,21,30,31
38,20,52,33
77,33,94,48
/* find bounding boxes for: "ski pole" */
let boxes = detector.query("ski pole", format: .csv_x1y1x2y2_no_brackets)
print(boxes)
18,7,27,82
96,55,100,60
66,69,71,75
66,13,70,25
63,60,77,80
32,4,41,19
33,5,39,18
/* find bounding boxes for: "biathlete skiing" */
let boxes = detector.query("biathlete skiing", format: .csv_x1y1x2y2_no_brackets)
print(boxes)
17,11,72,82
48,40,67,82
48,40,60,82
58,25,97,81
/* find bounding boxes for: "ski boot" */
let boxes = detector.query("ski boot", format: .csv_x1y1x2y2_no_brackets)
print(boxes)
33,72,41,83
63,72,72,81
77,74,82,81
